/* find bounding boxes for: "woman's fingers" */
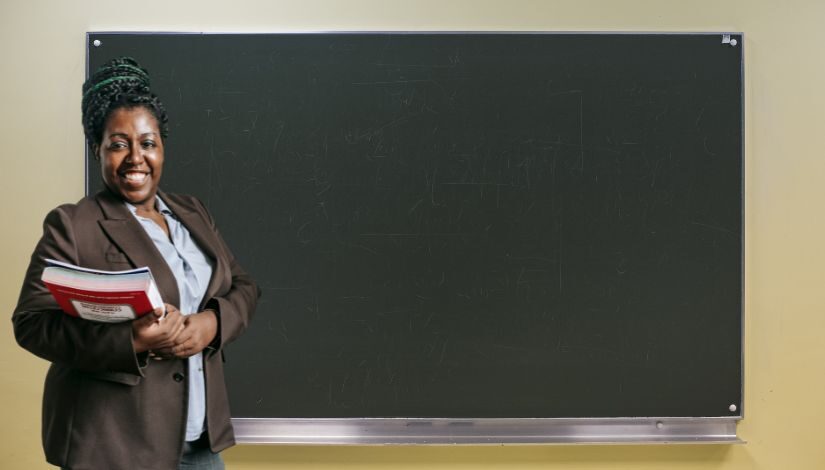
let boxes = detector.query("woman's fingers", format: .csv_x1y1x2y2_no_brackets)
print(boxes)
138,308,213,358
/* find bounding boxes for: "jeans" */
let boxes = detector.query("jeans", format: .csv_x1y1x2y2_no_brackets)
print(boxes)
178,436,225,470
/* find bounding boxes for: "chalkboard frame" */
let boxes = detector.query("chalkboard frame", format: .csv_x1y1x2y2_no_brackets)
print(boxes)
86,31,744,444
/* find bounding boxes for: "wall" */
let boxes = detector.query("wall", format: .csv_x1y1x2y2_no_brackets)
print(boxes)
1,1,823,468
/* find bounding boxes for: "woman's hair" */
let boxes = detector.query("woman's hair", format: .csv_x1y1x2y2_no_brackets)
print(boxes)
81,57,169,152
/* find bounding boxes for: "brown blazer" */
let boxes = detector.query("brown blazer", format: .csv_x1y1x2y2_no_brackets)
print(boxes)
13,189,260,470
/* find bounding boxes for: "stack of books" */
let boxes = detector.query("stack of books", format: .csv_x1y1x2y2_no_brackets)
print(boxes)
41,259,163,323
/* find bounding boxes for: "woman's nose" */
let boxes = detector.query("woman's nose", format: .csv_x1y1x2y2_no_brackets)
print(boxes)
124,144,145,164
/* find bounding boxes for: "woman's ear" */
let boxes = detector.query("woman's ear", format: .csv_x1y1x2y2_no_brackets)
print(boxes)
91,144,100,161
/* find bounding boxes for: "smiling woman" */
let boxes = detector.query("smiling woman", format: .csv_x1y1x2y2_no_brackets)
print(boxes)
12,57,260,470
98,107,167,228
84,58,167,216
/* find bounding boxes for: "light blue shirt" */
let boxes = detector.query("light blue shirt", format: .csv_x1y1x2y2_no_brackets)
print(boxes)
126,196,215,442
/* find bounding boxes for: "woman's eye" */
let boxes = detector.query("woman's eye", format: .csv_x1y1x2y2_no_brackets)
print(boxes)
141,140,156,149
109,141,127,149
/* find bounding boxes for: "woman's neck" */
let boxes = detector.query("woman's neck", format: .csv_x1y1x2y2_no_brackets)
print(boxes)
132,196,158,216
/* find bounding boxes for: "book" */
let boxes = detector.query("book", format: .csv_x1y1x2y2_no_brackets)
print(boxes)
41,258,163,323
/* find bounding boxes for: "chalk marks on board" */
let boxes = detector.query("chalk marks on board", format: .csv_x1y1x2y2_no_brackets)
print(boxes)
89,34,742,418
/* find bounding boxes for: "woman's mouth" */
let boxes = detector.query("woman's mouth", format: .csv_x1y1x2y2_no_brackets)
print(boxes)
121,171,149,186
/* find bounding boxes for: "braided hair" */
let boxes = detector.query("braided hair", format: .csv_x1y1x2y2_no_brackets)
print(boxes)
81,57,169,153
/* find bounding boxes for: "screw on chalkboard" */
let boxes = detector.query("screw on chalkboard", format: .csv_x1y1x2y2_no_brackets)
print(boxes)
655,421,664,430
721,34,738,47
92,39,102,47
729,404,738,413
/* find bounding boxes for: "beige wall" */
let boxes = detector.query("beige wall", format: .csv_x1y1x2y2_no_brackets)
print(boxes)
2,0,824,468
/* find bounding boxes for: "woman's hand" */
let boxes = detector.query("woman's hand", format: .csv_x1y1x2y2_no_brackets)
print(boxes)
166,310,218,359
131,304,185,354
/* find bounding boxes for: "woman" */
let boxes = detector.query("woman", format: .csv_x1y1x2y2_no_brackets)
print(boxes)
13,57,260,469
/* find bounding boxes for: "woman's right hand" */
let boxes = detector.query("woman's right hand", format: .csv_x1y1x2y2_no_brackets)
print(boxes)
131,304,185,354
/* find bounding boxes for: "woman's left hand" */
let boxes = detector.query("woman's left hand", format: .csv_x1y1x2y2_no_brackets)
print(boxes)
163,310,218,358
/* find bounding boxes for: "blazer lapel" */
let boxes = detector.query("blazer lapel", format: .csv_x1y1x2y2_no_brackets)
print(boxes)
95,190,181,309
157,190,226,308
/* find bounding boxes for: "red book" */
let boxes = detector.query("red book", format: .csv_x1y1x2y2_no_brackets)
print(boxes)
41,259,163,323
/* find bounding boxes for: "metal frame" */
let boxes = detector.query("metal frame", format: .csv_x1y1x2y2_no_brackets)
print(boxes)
232,417,742,445
88,31,745,446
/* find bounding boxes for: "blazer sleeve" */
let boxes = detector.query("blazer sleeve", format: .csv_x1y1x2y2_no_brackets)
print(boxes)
195,198,261,350
12,205,146,376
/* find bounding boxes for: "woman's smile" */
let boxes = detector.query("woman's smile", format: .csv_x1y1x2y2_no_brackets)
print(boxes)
121,170,150,186
98,106,164,211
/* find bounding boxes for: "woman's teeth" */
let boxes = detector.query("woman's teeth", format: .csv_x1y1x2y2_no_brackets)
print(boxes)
124,172,147,183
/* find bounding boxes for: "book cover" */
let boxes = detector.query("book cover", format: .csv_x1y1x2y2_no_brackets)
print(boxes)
41,259,163,323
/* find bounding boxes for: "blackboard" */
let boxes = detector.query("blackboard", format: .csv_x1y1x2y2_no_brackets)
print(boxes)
87,33,742,424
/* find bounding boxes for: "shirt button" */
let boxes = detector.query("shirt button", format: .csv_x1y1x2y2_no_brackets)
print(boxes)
173,372,185,382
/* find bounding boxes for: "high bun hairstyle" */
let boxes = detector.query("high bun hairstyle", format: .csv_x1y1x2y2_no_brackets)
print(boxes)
81,57,169,153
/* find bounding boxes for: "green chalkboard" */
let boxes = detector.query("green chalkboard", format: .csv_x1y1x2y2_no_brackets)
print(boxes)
88,33,743,420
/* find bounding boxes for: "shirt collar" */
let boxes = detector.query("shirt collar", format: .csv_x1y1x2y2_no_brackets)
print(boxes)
124,195,173,217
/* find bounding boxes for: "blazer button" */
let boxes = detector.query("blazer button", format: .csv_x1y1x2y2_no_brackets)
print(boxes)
173,372,185,382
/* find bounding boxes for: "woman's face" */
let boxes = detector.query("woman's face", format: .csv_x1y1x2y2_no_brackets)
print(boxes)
98,106,164,209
